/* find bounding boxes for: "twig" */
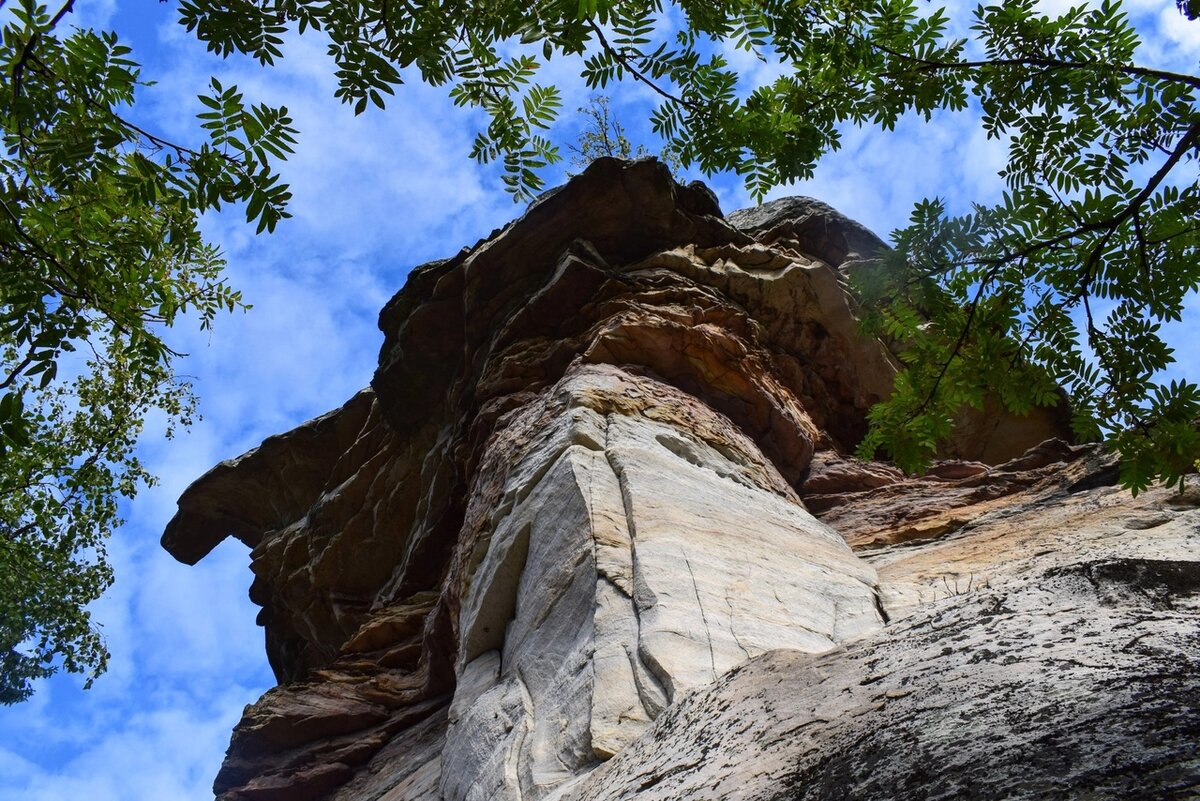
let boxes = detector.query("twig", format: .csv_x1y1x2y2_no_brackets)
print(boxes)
586,21,699,111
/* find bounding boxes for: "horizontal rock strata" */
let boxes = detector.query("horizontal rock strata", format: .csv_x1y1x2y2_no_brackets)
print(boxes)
163,158,1198,801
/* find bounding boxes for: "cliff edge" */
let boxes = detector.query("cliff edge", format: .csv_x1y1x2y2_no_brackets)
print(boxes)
163,159,1199,801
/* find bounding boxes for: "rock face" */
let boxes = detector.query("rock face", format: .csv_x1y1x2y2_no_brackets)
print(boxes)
163,159,1200,801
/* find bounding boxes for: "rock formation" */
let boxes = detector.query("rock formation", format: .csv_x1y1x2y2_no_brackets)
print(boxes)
163,159,1200,801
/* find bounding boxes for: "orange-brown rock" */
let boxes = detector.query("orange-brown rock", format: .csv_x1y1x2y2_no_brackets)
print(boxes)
163,159,1197,801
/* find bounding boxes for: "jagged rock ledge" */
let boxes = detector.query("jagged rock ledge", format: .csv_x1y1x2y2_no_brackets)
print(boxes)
162,159,1199,801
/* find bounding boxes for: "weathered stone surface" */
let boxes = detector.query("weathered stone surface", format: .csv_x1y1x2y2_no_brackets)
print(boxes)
440,363,881,800
559,564,1200,800
161,388,375,566
161,158,1196,801
725,195,888,268
808,437,1095,551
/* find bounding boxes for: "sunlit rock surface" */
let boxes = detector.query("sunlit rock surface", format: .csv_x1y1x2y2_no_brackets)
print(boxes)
163,159,1199,801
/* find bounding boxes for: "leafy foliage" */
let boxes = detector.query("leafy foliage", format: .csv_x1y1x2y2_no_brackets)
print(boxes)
0,1,296,703
848,3,1200,493
567,94,680,172
180,0,1198,490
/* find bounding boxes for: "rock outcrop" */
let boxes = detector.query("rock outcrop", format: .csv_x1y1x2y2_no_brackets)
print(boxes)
163,159,1200,801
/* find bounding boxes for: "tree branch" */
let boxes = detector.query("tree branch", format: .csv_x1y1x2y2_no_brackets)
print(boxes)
11,0,76,100
916,55,1200,92
586,21,699,111
869,40,1200,91
985,119,1200,267
908,258,1009,419
0,350,36,392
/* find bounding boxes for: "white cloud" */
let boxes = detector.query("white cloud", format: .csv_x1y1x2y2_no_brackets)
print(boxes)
1,688,252,801
141,22,515,261
69,0,118,31
1156,3,1200,57
0,523,270,799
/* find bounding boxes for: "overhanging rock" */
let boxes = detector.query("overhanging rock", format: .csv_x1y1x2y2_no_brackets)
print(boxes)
162,158,1197,801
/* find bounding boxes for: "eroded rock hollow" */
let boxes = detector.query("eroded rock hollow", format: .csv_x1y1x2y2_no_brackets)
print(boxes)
163,159,1200,801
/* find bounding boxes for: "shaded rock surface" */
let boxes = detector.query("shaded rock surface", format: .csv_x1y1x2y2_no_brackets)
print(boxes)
562,549,1200,801
162,159,1198,801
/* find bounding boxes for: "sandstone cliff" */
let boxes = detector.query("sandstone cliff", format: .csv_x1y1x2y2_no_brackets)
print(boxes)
163,159,1200,801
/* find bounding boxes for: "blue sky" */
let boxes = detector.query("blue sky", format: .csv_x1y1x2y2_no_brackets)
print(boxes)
0,1,1197,798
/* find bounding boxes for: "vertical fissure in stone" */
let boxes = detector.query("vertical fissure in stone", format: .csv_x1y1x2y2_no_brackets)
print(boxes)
602,413,672,711
684,553,719,682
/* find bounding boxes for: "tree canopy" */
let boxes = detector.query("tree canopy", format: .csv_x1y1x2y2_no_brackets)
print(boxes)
182,0,1199,490
1,0,1196,700
0,0,295,702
